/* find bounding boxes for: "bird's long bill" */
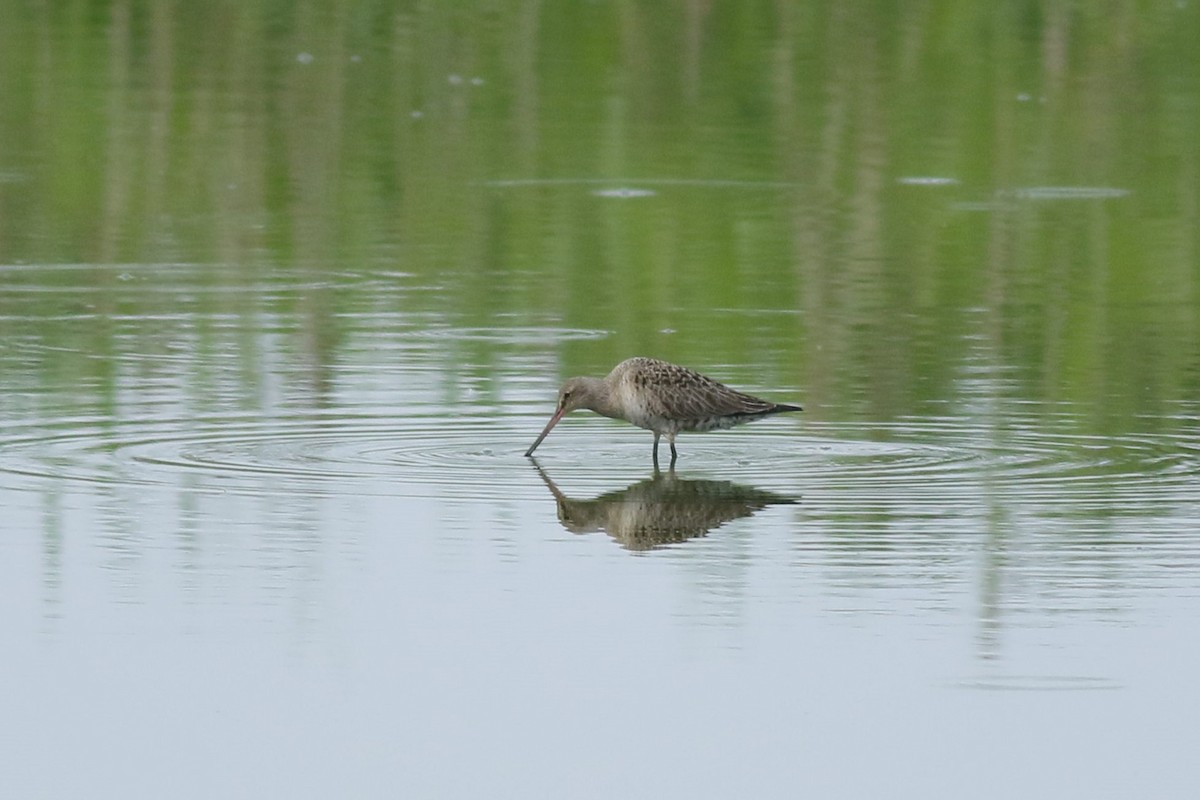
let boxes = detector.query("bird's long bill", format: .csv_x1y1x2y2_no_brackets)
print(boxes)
524,407,566,457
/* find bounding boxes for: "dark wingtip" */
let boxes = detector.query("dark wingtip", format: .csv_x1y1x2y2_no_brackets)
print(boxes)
776,403,804,413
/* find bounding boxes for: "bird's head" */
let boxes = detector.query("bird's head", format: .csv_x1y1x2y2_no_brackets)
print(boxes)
524,377,603,457
554,377,596,416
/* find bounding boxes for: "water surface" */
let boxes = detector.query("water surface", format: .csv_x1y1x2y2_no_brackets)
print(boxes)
3,4,1200,799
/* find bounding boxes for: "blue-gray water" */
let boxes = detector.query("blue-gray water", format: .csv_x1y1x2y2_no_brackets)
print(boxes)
4,4,1200,798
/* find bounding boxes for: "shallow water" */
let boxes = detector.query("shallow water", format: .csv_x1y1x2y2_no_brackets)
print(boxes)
5,4,1200,798
4,261,1200,798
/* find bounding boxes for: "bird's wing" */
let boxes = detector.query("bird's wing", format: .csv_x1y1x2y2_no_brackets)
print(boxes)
630,360,777,420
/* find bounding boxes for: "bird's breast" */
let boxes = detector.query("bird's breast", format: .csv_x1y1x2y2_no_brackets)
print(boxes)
612,384,672,433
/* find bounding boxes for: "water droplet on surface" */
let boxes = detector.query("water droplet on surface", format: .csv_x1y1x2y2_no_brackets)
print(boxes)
1004,186,1130,201
897,176,959,187
591,187,656,199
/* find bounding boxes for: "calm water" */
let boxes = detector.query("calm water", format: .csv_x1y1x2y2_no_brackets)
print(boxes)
4,4,1200,798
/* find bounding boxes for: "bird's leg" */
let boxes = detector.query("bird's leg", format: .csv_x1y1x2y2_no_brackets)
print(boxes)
652,432,661,469
668,434,678,469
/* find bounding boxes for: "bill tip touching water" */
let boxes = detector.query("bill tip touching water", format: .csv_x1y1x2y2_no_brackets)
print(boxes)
524,357,802,467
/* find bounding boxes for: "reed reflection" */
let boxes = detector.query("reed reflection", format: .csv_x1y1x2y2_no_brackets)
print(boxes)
532,462,798,551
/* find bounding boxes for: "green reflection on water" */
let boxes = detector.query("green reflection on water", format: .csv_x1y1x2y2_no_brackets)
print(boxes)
0,2,1198,428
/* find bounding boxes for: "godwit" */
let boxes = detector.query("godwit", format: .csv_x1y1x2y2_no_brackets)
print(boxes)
524,357,802,466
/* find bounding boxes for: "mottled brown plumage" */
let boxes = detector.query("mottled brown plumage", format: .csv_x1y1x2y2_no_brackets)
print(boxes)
524,357,802,465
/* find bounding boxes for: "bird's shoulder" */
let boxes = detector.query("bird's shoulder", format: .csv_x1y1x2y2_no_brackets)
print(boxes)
613,357,713,390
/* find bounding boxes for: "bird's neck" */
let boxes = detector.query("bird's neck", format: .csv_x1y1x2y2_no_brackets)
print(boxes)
580,377,620,419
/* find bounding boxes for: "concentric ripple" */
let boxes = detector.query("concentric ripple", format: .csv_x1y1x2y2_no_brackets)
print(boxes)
533,418,1200,505
0,413,536,500
0,411,1197,512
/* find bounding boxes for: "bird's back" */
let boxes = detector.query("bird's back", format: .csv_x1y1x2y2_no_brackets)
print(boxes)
609,357,800,433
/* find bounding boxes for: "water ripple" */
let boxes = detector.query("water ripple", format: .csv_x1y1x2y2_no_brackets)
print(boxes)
0,413,1196,510
0,414,529,499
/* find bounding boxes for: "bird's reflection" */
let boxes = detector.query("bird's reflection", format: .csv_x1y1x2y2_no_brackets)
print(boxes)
532,461,799,551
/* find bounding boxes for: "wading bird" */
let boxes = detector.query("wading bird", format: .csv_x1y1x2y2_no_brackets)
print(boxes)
524,357,802,467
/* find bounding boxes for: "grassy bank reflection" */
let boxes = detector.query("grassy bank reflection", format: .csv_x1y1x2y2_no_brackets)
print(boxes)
1,2,1198,428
